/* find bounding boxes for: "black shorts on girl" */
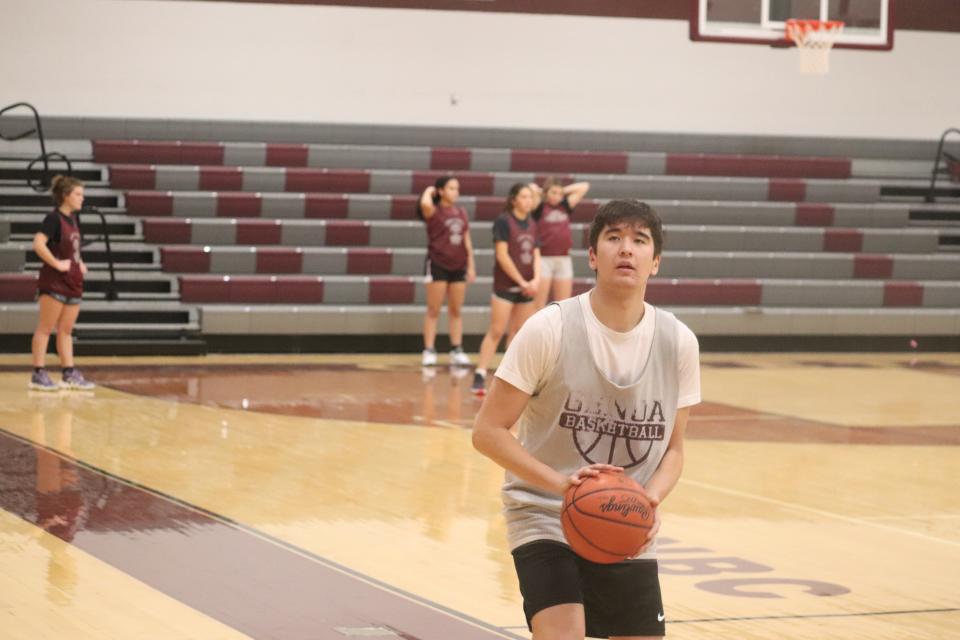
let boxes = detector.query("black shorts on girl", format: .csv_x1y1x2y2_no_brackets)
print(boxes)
512,540,665,638
494,289,534,304
424,258,467,283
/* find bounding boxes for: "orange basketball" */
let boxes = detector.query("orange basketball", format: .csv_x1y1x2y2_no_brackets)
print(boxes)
561,471,654,564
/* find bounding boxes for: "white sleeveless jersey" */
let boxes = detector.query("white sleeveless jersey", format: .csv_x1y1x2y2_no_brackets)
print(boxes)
501,296,680,558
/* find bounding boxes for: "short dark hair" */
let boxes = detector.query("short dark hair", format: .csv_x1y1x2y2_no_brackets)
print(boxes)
588,199,663,257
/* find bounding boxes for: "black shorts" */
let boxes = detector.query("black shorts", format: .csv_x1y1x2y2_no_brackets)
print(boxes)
493,289,534,304
424,259,466,283
512,541,665,638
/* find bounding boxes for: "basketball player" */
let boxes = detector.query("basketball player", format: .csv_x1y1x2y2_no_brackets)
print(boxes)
473,199,701,639
471,182,541,396
418,177,476,367
531,178,591,308
30,176,95,391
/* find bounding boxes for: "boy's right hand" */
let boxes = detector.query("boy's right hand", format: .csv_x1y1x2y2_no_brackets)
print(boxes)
558,464,624,495
56,259,71,273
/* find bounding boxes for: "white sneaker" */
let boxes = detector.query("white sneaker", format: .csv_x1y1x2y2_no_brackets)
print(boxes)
449,348,471,366
422,349,437,366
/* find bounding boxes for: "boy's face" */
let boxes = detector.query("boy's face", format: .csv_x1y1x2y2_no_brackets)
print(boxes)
588,221,660,287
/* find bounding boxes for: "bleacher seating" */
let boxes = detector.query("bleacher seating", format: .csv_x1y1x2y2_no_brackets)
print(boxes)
2,127,959,352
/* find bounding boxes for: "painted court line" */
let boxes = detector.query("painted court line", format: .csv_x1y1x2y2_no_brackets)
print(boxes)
669,607,960,624
680,477,960,549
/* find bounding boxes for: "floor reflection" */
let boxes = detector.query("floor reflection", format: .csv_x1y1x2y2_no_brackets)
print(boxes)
90,364,479,428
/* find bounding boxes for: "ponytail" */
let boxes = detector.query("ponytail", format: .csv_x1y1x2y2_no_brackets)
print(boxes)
50,175,84,206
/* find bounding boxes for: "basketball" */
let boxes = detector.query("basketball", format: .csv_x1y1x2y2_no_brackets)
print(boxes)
561,471,655,564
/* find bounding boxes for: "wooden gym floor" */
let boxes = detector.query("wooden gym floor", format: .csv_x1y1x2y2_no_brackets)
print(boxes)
0,352,958,639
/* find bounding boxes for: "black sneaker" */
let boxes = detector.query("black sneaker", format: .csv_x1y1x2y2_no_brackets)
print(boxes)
471,372,487,396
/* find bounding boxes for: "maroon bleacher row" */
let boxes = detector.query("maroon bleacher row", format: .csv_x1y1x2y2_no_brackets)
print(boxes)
140,218,906,252
93,140,852,179
111,166,830,202
127,191,845,223
155,245,919,280
0,273,928,307
126,191,532,220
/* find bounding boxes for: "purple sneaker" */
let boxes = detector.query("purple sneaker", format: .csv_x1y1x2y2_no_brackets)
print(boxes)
29,369,59,391
61,368,95,391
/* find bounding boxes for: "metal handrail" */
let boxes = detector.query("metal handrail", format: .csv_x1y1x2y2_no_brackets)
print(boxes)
925,127,960,203
1,102,119,300
79,206,119,301
0,102,72,192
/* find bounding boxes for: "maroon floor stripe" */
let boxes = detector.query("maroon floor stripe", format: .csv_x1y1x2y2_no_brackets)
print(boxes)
0,428,519,640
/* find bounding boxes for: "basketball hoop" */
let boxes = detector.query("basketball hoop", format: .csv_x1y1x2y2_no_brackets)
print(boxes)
785,19,844,75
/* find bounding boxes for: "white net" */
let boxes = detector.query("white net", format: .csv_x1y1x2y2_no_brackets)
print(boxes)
786,20,845,75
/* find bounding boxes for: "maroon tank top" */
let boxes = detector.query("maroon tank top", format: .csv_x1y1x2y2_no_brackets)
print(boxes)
425,205,470,271
537,202,573,256
37,211,83,298
493,213,537,292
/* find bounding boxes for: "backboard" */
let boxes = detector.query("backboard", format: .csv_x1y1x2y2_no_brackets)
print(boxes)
691,0,893,50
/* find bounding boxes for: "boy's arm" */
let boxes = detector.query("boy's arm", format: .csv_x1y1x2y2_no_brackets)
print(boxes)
473,378,621,495
643,406,691,506
632,406,691,555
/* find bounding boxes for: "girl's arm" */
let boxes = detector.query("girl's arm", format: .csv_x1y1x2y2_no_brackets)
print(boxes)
419,186,438,219
563,181,591,209
33,233,68,272
495,241,528,289
464,228,476,283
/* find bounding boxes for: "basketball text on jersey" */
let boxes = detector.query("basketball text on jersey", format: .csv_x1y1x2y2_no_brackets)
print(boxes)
558,391,666,468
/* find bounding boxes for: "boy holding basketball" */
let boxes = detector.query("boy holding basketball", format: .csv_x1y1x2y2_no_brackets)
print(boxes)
473,199,700,639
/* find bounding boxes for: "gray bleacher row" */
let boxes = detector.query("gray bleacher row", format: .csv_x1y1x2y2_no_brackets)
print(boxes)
156,246,960,281
174,274,960,308
198,305,960,337
117,166,885,202
100,144,933,180
9,117,958,159
130,192,912,225
144,219,941,252
1,301,957,337
5,138,935,179
7,239,953,283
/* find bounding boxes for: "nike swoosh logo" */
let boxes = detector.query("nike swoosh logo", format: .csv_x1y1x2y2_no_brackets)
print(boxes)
657,613,665,622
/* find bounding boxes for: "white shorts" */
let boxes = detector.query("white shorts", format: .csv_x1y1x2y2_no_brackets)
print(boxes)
540,255,573,280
